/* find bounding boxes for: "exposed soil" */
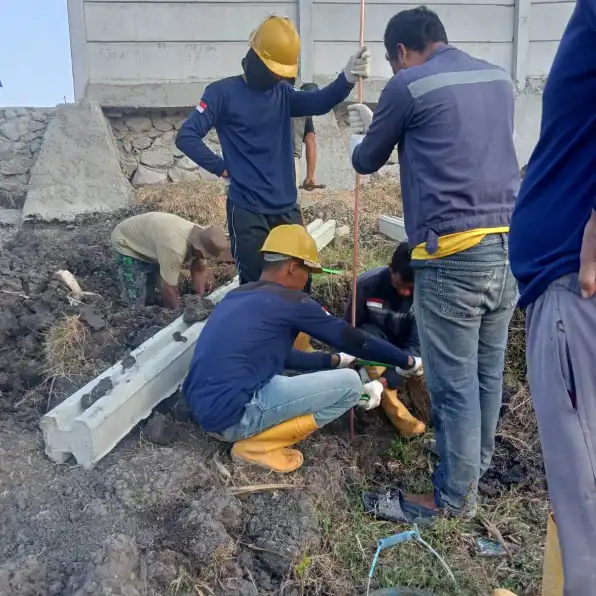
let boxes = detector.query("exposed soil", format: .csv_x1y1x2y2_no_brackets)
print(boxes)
0,208,547,596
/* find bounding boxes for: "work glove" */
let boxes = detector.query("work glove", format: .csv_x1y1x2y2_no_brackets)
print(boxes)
349,134,364,160
348,103,374,134
344,46,372,85
396,356,424,378
335,353,357,368
360,380,384,410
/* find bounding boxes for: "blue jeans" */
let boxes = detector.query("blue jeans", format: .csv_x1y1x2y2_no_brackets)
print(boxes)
218,369,362,442
412,234,517,515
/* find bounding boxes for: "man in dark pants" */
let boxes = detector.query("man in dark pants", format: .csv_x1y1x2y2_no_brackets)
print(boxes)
176,16,370,351
345,243,425,436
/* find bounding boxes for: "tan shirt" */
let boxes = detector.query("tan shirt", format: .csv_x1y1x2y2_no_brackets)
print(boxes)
111,212,197,286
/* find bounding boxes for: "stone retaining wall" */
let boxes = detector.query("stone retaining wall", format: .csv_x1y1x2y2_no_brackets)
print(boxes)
0,108,55,208
105,110,221,187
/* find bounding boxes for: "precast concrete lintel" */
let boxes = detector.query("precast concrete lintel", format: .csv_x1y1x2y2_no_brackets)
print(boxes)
41,218,337,469
378,215,407,243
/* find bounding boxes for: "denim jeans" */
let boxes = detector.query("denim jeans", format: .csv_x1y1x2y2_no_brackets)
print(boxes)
218,368,362,442
411,234,517,515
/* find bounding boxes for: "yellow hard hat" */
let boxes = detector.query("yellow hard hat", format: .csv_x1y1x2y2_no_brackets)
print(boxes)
249,16,300,79
260,224,322,273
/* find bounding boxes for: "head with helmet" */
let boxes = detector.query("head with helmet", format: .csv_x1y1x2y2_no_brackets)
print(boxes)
242,16,301,91
259,224,321,290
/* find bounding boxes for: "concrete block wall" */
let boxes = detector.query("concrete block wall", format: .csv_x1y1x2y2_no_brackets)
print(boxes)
0,108,55,209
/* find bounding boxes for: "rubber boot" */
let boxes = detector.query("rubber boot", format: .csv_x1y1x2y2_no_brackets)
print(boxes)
365,367,425,437
542,514,564,596
231,414,319,473
293,332,314,352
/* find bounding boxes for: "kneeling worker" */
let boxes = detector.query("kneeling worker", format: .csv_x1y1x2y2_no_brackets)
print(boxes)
345,243,425,437
111,212,229,309
183,225,423,473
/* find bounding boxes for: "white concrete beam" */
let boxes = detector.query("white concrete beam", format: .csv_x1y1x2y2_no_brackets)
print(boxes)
41,219,337,469
378,215,407,243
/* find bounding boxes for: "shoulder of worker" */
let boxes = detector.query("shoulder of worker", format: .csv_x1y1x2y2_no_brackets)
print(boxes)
356,266,386,290
198,76,244,106
231,282,327,314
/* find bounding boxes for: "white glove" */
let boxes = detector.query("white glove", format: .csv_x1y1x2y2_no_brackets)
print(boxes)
349,134,364,160
360,379,384,410
344,46,372,84
336,353,356,368
347,103,373,134
396,357,424,378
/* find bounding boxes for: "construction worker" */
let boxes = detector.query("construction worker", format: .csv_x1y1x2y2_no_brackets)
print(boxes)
509,0,596,591
111,212,229,309
176,16,371,351
347,7,519,518
183,225,423,473
345,242,425,437
293,83,325,191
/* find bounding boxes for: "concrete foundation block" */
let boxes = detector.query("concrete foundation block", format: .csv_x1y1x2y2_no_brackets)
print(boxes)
23,102,134,221
378,215,407,243
40,218,337,469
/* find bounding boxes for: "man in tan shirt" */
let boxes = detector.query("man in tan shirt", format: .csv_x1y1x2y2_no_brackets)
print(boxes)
111,212,229,309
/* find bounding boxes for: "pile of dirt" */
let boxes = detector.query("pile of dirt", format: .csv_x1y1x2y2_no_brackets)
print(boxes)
0,208,234,417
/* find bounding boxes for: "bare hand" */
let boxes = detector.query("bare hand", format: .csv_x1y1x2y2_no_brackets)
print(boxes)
579,210,596,299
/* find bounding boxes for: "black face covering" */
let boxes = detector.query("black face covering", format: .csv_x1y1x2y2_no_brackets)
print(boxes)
242,48,281,92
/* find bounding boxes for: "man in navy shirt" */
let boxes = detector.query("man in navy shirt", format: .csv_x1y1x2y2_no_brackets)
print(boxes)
509,0,596,591
345,243,425,437
183,225,422,473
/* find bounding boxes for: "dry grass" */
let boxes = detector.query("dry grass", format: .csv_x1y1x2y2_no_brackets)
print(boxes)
135,180,228,228
43,315,93,379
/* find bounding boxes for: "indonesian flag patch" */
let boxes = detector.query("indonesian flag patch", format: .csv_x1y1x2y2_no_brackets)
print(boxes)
366,298,384,311
196,99,207,113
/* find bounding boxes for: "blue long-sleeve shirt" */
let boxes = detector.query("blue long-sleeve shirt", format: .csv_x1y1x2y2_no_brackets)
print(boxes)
183,282,413,433
510,0,596,307
176,73,354,215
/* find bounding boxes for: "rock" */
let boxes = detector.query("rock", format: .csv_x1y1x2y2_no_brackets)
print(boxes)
0,156,34,175
29,139,42,153
0,140,13,161
152,118,173,132
26,120,46,133
132,165,168,186
140,147,174,168
16,108,29,117
3,109,18,119
173,145,184,158
198,168,221,181
122,139,132,153
132,136,152,150
152,130,175,148
176,155,199,171
143,412,178,446
336,225,350,238
164,116,184,128
121,154,138,178
30,110,48,123
0,120,22,142
124,116,152,134
111,119,128,132
168,167,201,183
147,128,163,139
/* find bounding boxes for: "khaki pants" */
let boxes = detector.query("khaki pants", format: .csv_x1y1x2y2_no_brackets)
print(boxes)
294,156,301,188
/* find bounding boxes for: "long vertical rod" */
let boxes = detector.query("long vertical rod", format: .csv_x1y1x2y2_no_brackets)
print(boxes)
349,0,366,440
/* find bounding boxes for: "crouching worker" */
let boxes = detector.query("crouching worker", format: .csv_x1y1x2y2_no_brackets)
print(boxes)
346,242,425,437
111,212,229,309
183,225,422,473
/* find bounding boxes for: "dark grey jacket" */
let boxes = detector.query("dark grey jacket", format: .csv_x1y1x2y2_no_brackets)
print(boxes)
352,45,520,252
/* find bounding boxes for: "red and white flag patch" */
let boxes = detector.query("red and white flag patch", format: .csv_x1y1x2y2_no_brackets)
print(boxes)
196,100,207,114
366,298,384,310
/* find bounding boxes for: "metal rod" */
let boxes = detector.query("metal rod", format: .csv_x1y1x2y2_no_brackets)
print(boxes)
349,0,366,440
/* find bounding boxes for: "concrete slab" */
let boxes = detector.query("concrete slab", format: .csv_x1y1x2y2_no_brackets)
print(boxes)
41,218,337,469
23,102,133,221
378,215,407,243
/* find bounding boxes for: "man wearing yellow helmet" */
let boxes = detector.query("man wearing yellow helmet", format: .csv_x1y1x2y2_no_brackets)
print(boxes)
176,16,370,291
183,225,422,474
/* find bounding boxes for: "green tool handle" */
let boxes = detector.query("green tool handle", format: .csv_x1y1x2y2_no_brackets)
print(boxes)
355,358,393,369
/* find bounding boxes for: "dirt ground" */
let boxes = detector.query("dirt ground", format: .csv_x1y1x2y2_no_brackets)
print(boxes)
0,183,548,596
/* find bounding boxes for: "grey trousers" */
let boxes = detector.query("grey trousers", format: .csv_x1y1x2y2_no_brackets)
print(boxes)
526,273,596,596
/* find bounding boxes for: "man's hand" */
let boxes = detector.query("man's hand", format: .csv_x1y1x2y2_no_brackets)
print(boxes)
332,353,356,368
360,380,383,410
344,46,372,85
580,210,596,299
161,283,181,310
348,104,373,134
396,356,424,378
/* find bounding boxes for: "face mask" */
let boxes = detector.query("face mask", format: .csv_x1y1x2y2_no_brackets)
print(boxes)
242,49,280,91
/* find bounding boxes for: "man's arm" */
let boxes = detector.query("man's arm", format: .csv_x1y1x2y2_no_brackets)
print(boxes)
289,73,354,118
295,297,413,368
190,258,208,296
161,283,181,310
303,118,317,184
352,77,415,175
176,85,228,177
285,349,334,371
401,317,421,357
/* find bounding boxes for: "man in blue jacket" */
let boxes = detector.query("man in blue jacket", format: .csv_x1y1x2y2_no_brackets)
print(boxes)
346,7,519,518
183,225,422,473
509,0,596,591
